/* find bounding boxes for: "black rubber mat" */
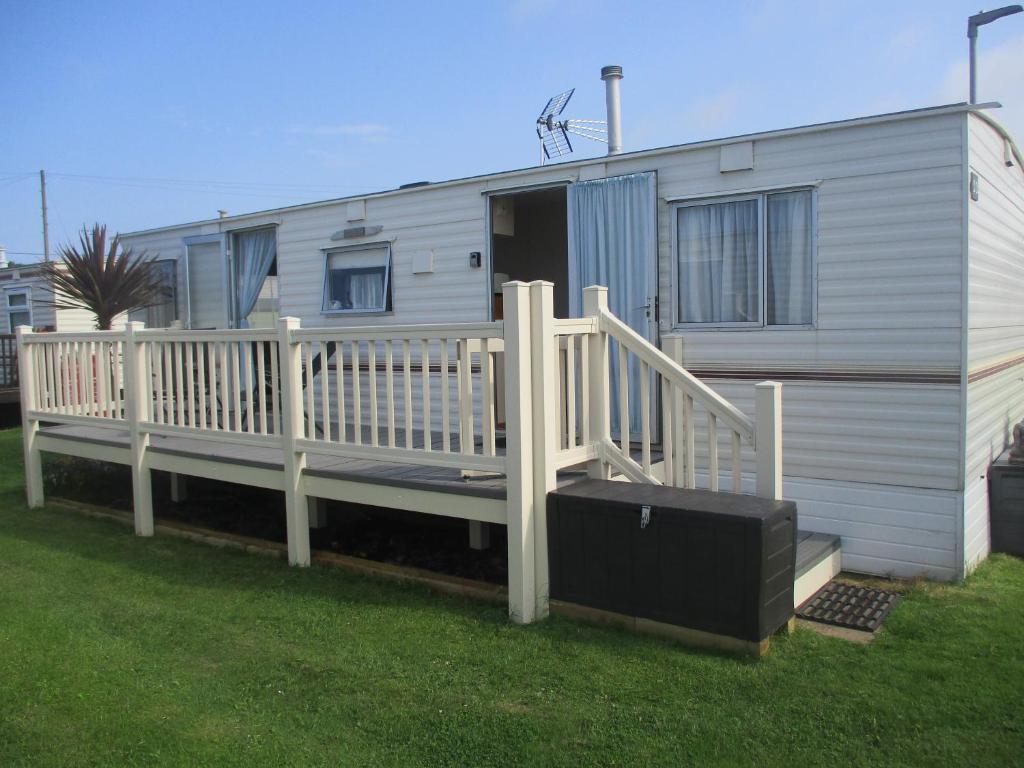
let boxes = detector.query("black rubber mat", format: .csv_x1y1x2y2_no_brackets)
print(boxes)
797,582,899,632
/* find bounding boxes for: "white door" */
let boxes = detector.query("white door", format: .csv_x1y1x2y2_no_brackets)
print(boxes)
568,171,658,438
185,237,229,329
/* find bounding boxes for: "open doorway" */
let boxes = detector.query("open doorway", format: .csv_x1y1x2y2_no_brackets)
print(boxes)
489,186,568,320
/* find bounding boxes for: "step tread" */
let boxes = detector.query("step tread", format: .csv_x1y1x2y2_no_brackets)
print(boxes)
796,531,841,578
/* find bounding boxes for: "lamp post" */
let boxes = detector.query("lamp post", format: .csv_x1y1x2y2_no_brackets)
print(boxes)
968,6,1023,104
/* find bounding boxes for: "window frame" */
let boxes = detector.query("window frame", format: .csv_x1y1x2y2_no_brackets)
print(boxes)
130,258,178,328
670,186,817,331
320,241,393,316
5,288,32,333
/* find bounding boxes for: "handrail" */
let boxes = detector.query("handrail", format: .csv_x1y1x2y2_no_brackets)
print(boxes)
293,321,504,343
598,309,755,443
21,330,125,344
137,328,277,342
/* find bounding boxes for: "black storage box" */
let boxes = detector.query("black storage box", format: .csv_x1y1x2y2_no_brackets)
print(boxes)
547,480,796,643
989,449,1024,557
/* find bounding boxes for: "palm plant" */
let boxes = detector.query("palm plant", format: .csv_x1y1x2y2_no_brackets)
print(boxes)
43,224,165,330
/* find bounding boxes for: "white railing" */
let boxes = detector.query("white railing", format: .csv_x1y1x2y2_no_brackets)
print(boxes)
24,332,127,427
290,324,505,472
137,329,282,444
16,280,781,626
549,286,781,499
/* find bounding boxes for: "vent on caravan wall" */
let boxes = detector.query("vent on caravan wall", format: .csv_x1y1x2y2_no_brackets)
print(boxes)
534,66,622,164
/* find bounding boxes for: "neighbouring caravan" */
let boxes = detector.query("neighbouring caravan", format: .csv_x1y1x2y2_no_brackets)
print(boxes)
118,101,1024,582
0,258,136,333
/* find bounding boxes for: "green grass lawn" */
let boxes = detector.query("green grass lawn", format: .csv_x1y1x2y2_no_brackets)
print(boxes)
1,428,1023,766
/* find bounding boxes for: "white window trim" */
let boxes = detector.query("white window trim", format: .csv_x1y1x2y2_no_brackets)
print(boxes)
321,241,393,316
5,287,32,333
670,186,817,331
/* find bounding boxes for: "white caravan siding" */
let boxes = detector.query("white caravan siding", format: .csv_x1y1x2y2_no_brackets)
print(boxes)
652,112,966,579
963,114,1024,572
117,106,979,579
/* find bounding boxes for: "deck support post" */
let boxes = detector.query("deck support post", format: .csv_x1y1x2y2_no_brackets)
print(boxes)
125,321,154,536
308,497,328,529
279,317,311,566
468,521,490,550
529,281,556,619
583,286,611,480
169,473,188,503
15,326,43,508
755,381,783,500
502,281,536,624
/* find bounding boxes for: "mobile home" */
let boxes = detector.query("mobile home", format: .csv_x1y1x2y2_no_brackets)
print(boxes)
112,98,1024,584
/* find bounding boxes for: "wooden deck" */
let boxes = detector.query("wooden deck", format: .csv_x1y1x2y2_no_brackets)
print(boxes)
16,284,785,625
37,423,605,501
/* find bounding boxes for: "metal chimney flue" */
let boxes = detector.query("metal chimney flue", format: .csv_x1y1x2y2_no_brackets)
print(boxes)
601,65,623,155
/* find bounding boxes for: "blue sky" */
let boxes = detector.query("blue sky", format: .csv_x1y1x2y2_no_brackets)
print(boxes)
2,0,1022,260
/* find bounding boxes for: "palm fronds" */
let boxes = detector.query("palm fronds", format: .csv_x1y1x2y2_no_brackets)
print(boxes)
42,224,165,330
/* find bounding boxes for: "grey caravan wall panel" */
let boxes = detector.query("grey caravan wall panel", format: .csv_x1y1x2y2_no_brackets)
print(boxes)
964,111,1024,573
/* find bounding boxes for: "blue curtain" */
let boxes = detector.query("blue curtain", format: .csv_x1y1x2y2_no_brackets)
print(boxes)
234,228,276,328
568,172,657,437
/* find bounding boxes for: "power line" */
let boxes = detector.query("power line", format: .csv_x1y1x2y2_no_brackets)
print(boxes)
0,170,377,195
0,173,34,190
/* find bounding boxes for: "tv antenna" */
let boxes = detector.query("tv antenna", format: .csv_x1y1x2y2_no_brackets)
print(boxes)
535,88,607,164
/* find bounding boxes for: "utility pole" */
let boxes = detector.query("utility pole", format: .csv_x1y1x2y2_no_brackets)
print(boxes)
39,170,50,262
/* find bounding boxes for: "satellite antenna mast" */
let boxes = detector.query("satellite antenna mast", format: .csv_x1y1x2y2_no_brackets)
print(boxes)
535,87,608,165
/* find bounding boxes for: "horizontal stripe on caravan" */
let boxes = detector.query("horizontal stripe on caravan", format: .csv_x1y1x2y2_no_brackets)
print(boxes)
682,368,960,385
322,362,961,385
967,353,1024,384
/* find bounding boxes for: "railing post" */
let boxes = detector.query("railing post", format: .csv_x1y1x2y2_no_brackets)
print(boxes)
755,381,782,500
124,321,154,536
583,286,611,479
278,317,311,566
502,281,536,624
15,326,43,508
529,280,556,620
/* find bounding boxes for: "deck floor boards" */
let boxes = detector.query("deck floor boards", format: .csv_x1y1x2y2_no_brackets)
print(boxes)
38,423,603,500
37,423,838,564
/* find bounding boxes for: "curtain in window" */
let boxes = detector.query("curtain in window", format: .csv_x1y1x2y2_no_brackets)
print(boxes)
348,271,385,310
234,228,276,328
767,190,812,325
568,172,657,437
677,199,759,323
325,246,390,312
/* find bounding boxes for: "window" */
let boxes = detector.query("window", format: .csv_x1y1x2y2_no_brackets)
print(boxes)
674,189,813,327
127,260,178,328
5,290,31,332
322,244,392,314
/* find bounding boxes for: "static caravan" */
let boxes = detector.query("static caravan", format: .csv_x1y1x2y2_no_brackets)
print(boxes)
118,100,1024,583
0,255,133,333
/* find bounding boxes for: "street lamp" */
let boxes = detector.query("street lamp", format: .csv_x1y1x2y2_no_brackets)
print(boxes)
968,5,1023,103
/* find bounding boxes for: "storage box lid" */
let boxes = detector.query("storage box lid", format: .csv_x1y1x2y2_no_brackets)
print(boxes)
550,479,794,520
